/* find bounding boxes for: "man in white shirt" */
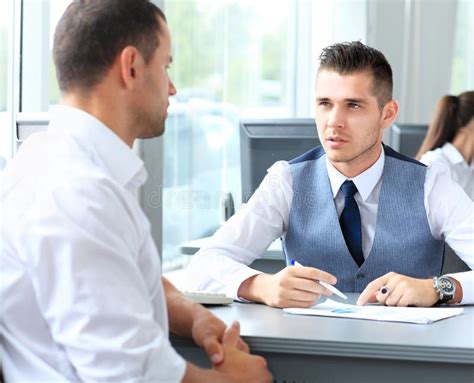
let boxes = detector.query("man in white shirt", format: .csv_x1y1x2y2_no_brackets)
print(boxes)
187,42,473,309
0,1,272,382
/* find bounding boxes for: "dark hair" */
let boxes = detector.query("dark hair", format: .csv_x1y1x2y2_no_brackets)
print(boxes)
416,91,474,159
318,41,393,108
53,0,166,93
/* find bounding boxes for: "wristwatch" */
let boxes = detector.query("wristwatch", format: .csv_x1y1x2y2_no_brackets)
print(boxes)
432,276,456,304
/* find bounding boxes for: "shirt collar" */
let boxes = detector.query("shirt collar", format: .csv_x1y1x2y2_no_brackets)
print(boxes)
48,105,147,188
441,142,466,165
326,146,385,201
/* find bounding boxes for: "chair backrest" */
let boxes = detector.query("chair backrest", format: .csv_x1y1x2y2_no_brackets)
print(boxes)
389,123,428,158
442,245,471,274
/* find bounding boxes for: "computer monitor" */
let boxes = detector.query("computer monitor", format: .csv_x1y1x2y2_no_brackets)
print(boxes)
389,123,428,158
240,119,320,202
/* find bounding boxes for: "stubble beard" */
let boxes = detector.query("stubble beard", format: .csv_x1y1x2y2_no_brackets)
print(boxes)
328,128,381,171
137,112,166,140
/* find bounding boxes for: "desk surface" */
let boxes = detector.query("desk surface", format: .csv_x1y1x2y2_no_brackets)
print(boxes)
175,295,474,365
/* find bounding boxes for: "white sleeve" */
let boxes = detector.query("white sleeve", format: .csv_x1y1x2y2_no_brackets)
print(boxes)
424,162,474,304
186,161,293,299
29,178,186,382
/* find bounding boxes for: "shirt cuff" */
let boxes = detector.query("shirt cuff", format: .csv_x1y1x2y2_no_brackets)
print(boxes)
447,271,474,304
225,268,263,301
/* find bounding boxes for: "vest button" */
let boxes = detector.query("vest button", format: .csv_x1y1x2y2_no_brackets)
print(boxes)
356,273,365,279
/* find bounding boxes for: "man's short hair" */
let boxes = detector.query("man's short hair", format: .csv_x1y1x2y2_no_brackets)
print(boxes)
53,0,166,93
318,41,393,108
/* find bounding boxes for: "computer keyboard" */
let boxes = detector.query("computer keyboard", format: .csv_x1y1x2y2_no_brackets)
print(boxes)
182,291,233,305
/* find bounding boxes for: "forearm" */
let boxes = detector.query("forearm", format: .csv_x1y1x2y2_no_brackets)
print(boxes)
162,277,206,337
187,248,263,297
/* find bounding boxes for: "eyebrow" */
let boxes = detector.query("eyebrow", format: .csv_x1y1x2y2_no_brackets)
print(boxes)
316,97,368,104
345,98,367,104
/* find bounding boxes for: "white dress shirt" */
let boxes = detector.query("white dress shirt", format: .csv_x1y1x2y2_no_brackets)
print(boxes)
0,105,186,382
420,142,474,200
187,148,474,304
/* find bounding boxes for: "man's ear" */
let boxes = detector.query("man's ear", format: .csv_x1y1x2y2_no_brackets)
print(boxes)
119,46,142,90
381,99,399,129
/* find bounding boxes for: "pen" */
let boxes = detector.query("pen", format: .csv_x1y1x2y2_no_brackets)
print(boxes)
290,260,347,300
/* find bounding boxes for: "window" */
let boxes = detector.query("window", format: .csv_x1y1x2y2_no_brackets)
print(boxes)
0,0,13,165
162,0,298,268
451,0,474,93
0,6,7,113
21,0,70,113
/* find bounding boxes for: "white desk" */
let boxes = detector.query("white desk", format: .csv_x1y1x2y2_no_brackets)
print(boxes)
172,295,474,383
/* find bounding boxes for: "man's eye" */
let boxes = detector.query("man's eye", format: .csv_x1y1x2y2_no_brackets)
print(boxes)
319,102,330,107
349,103,360,109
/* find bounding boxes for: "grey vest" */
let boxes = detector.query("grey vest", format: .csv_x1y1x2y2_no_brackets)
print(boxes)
283,145,444,292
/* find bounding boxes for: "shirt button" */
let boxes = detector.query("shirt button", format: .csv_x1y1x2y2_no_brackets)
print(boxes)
356,273,365,279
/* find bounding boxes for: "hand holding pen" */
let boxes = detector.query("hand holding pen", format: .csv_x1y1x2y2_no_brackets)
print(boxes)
291,260,347,300
238,258,339,308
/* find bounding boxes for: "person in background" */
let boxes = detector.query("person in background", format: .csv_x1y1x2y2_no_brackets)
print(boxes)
0,1,271,382
416,91,474,199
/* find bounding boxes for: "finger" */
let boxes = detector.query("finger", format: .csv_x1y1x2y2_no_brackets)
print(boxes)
253,355,268,368
286,288,321,303
282,297,320,308
222,321,240,349
290,278,330,296
203,337,224,365
396,295,410,307
374,275,403,305
237,338,250,353
357,274,390,305
291,265,337,285
375,287,391,305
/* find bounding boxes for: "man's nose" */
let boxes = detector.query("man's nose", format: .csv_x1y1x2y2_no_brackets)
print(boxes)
169,79,177,96
327,106,344,128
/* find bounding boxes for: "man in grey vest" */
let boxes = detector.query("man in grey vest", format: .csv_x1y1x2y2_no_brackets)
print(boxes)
187,41,473,308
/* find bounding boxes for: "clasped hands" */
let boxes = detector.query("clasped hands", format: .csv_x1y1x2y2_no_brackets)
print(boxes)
191,308,271,381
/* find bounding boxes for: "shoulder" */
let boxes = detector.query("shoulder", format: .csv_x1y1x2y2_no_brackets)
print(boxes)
383,145,426,167
47,172,139,234
267,160,291,176
419,148,447,166
424,159,453,180
289,146,325,165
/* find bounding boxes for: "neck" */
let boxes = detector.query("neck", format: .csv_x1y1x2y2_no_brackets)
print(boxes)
61,89,135,148
331,143,383,178
451,130,473,164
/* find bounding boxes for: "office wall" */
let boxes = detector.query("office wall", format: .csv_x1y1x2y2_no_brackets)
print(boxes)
368,0,458,124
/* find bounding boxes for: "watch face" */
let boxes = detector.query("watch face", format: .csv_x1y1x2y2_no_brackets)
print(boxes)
439,278,455,294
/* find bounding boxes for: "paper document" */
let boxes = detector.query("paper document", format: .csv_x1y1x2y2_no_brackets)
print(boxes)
283,299,464,324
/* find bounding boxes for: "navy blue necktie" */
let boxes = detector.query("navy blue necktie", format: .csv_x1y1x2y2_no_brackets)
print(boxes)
339,180,364,267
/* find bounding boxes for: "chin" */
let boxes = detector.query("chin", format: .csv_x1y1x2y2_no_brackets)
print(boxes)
139,126,165,140
326,151,353,164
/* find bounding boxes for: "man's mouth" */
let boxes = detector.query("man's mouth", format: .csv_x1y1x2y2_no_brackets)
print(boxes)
327,136,347,142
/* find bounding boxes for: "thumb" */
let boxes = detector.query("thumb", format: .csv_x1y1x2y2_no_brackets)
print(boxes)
222,321,240,349
204,338,224,365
